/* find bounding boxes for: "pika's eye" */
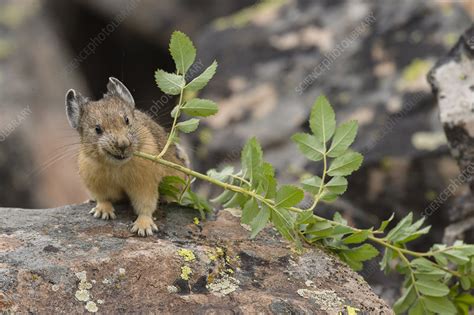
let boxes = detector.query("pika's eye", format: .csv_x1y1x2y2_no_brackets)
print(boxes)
124,116,129,125
95,125,103,135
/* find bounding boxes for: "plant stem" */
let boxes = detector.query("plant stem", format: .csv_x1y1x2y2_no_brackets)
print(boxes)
134,151,464,266
306,152,327,212
157,88,184,159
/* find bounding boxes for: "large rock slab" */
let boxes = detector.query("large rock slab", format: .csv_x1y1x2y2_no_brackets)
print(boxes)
0,203,391,314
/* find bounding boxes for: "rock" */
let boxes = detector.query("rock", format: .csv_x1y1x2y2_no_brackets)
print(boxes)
70,0,255,43
0,203,391,314
429,24,474,190
428,24,474,243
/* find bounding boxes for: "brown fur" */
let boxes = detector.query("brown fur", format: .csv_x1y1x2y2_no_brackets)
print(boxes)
69,82,185,236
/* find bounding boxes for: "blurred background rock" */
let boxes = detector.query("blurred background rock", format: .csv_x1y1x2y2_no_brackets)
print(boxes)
0,0,472,304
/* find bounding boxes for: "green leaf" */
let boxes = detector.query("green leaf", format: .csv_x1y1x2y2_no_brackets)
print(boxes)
422,296,457,314
327,120,358,157
155,70,185,95
386,212,413,242
271,207,296,242
250,205,270,238
343,244,379,262
325,176,348,194
310,95,336,144
182,98,218,117
460,277,471,290
169,31,196,75
291,133,325,161
343,230,369,244
241,198,259,225
393,284,416,314
176,118,199,133
275,185,304,208
241,137,263,186
207,166,234,182
186,61,218,91
443,250,470,265
377,213,394,232
408,300,425,315
327,151,363,176
170,105,180,118
416,279,450,297
320,190,338,202
301,176,322,195
296,210,315,225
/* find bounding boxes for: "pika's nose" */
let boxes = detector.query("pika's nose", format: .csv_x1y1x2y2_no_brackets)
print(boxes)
116,138,130,152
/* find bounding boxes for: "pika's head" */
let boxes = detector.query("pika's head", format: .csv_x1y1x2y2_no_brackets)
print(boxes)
66,77,138,164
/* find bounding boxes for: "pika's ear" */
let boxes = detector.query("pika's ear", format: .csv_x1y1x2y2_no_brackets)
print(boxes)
106,77,135,108
65,89,86,129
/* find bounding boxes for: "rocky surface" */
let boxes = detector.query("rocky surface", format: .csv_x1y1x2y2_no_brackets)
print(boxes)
0,203,391,314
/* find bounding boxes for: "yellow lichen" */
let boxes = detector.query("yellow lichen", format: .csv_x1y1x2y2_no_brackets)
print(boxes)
401,58,432,82
178,248,196,262
181,266,192,280
75,289,90,302
193,217,200,225
85,301,98,313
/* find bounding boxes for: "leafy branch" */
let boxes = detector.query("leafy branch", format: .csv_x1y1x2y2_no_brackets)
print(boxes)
136,31,474,315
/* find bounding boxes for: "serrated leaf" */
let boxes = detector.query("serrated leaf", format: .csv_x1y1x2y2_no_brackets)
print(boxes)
241,137,263,186
241,198,259,225
271,207,296,242
276,185,304,208
327,151,363,176
291,133,325,161
320,190,338,202
377,213,394,232
325,176,348,194
310,95,336,144
301,176,322,195
186,61,218,91
169,31,196,75
155,70,185,95
327,120,358,157
343,244,379,262
416,279,450,297
343,230,369,244
386,212,413,242
393,284,416,314
422,296,457,314
250,205,270,238
182,98,218,117
177,118,199,133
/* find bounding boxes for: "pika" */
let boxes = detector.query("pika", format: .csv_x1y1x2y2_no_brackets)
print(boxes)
65,77,187,236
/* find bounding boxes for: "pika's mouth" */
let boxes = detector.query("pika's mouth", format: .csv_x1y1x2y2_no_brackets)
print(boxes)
106,151,131,161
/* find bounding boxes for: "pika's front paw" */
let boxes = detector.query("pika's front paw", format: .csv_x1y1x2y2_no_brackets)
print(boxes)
130,215,158,237
89,202,116,220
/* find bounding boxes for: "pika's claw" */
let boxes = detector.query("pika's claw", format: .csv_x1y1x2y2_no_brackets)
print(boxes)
131,215,157,237
89,203,116,220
